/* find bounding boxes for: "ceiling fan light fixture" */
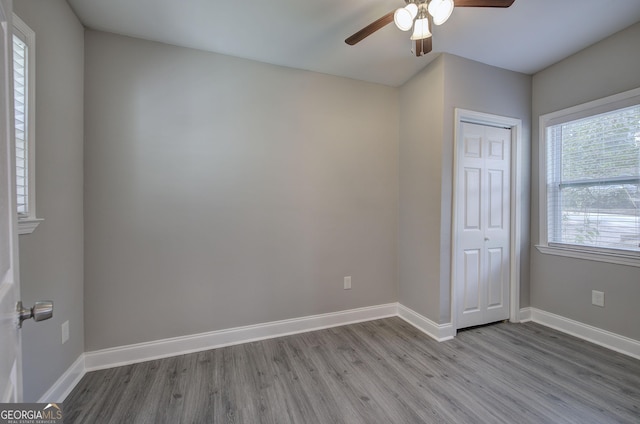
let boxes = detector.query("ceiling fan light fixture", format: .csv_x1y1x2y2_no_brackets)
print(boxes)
394,4,417,31
428,0,454,26
405,3,419,18
410,17,431,40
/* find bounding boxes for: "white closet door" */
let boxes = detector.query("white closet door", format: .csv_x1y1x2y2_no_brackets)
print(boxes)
456,122,511,329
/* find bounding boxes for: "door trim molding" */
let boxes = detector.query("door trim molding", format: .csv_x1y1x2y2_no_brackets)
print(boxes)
451,109,523,331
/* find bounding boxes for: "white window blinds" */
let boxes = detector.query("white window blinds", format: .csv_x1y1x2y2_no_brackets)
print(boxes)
13,34,28,216
545,105,640,252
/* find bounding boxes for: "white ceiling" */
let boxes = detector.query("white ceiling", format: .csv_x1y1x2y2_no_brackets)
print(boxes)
66,0,640,87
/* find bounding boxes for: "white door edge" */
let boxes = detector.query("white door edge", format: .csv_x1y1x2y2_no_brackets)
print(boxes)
450,108,522,332
1,0,23,402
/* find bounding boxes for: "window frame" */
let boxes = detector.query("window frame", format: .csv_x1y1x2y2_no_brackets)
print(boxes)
13,14,41,234
537,87,640,268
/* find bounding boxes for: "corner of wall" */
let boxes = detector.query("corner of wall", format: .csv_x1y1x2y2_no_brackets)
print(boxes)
398,57,446,323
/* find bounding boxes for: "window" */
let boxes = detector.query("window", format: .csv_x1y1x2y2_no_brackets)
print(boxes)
13,14,41,234
538,87,640,267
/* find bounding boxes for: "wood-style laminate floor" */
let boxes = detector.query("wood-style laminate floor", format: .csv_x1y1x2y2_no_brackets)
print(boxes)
64,318,640,423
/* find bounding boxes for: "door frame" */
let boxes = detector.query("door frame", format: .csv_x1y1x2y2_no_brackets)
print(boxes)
450,108,523,331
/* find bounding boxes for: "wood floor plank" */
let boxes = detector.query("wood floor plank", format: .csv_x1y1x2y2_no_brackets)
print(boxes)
458,323,639,423
64,318,640,423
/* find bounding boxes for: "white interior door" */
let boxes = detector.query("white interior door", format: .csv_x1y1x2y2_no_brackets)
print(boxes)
455,122,511,329
0,0,23,403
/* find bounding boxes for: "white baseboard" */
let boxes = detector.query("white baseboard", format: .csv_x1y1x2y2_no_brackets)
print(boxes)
397,304,455,341
84,303,398,371
518,306,532,322
525,307,640,360
40,304,640,403
46,302,451,399
38,353,86,403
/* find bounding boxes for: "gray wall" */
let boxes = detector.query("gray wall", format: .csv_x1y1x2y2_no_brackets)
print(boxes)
530,22,640,341
13,0,84,401
398,56,445,322
83,31,399,351
399,53,531,325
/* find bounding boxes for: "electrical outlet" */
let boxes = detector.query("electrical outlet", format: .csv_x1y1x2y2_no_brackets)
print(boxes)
592,290,604,307
344,276,352,290
61,320,69,344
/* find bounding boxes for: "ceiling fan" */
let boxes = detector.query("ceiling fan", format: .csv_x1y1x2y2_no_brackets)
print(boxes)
345,0,515,57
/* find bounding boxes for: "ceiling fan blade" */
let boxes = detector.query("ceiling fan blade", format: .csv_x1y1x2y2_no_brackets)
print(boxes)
454,0,515,7
415,37,433,57
345,11,395,45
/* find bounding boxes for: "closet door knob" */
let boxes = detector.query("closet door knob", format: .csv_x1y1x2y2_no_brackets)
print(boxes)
17,301,53,328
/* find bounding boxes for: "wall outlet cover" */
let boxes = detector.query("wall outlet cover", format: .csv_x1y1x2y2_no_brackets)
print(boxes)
591,290,605,307
62,320,69,344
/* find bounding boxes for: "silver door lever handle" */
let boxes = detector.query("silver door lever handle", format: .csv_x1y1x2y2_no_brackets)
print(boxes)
17,301,53,328
484,237,490,241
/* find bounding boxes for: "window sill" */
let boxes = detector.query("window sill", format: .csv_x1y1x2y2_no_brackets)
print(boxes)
535,244,640,268
18,218,43,235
